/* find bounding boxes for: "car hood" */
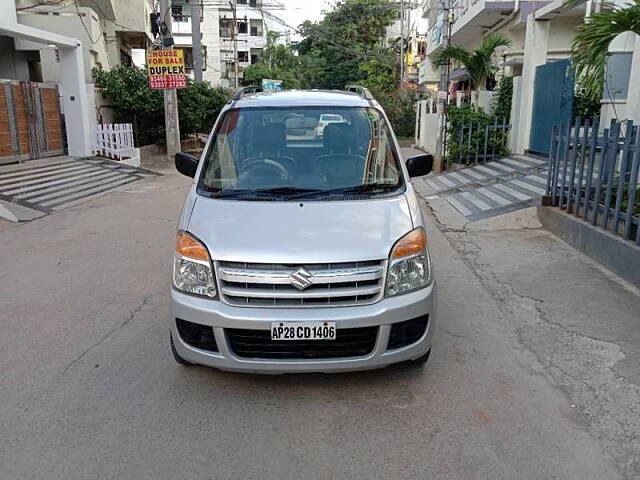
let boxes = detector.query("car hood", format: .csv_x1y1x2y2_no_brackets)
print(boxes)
187,195,414,264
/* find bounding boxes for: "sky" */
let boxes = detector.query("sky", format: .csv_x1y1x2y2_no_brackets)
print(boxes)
276,0,331,36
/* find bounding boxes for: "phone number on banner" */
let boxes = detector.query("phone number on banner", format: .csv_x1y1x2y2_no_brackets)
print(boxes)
149,75,187,89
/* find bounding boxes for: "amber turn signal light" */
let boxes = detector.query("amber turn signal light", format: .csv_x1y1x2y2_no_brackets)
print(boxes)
176,231,210,261
390,228,426,259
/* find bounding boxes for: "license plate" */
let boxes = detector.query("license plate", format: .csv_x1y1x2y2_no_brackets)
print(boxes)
271,322,337,341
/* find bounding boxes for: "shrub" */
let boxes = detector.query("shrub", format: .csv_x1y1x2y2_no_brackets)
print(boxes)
93,66,232,145
93,66,164,145
177,81,232,138
445,104,509,165
375,88,417,138
573,84,602,119
493,76,513,121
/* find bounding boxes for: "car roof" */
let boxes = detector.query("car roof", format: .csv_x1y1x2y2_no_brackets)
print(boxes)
231,89,374,109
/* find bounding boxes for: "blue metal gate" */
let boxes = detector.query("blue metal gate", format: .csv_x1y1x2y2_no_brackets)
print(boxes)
529,59,574,155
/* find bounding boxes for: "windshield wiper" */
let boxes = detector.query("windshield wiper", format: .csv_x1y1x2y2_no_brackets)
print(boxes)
207,189,267,199
288,183,401,200
207,187,321,200
255,187,322,196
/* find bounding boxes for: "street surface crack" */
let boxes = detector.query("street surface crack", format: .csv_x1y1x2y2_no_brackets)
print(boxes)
438,327,469,339
61,294,153,375
424,202,640,479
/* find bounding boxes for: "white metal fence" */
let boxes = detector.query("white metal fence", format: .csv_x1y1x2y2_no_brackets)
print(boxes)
415,99,441,155
92,123,135,161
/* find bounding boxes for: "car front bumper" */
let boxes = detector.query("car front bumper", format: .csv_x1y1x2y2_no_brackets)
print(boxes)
170,282,436,374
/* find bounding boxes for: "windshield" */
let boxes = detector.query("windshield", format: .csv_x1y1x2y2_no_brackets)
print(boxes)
197,106,404,200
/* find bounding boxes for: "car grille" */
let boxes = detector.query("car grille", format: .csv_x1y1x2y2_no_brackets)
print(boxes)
216,260,386,307
226,326,379,359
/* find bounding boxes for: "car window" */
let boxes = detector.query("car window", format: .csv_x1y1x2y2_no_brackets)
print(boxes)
320,114,344,122
198,106,403,200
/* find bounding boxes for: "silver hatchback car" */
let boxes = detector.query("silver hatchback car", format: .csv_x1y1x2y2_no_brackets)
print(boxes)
170,88,436,373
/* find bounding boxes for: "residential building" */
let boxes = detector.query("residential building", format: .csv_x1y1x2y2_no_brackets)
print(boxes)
385,2,428,86
512,0,638,153
417,0,639,156
0,0,152,163
170,0,287,88
14,0,153,89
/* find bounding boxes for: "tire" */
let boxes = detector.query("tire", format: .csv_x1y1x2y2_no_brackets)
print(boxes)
170,333,195,366
406,348,431,367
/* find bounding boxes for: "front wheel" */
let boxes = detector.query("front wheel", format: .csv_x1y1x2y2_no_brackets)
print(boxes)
170,333,195,366
406,348,431,367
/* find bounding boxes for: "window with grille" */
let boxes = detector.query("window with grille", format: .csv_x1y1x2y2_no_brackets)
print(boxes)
250,19,262,36
219,18,232,37
172,5,185,22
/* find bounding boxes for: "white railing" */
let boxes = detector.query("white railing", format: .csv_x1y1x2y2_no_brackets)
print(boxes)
93,123,136,161
415,99,442,155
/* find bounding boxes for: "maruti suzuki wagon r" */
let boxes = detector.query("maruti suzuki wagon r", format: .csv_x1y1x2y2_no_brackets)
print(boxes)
170,87,436,373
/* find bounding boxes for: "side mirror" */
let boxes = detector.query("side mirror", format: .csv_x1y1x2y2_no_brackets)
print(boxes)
406,154,433,178
175,152,199,178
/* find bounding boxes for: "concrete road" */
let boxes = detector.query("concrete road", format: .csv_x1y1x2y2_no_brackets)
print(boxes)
0,157,636,479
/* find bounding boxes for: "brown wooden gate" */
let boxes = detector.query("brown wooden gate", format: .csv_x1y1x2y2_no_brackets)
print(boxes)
0,80,65,164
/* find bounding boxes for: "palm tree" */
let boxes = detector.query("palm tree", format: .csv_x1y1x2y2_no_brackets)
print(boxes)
570,0,640,103
432,33,512,97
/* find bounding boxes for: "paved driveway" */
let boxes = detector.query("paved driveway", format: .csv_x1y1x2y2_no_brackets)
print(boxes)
413,155,550,221
0,159,635,479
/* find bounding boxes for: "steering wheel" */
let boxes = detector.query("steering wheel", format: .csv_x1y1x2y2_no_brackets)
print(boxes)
238,158,290,182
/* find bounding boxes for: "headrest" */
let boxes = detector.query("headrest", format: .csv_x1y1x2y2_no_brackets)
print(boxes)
323,123,354,153
255,123,286,152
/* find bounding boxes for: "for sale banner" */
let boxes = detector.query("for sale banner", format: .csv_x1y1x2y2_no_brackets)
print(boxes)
147,49,187,89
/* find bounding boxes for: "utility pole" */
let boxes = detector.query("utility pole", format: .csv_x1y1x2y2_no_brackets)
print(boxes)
399,0,405,87
189,0,203,82
441,1,454,161
231,0,239,89
160,0,181,156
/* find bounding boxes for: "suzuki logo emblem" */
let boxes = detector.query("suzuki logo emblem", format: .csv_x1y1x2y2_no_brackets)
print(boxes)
289,267,313,291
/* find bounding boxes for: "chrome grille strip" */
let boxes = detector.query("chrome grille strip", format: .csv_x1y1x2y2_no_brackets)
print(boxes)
216,260,386,308
218,266,383,285
221,285,381,299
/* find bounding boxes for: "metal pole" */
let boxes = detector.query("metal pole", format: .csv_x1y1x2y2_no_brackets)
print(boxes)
441,3,454,161
399,0,405,87
231,0,239,89
160,0,181,156
190,0,203,82
406,5,412,83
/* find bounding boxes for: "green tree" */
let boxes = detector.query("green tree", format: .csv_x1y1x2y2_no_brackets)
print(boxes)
296,0,398,90
569,0,640,104
242,32,315,88
245,1,399,104
432,33,512,94
359,56,398,94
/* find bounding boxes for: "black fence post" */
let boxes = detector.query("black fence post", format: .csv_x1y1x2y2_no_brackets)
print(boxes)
566,117,581,213
582,117,600,221
602,121,621,229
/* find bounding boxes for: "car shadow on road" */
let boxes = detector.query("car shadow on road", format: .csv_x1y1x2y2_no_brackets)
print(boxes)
165,358,435,410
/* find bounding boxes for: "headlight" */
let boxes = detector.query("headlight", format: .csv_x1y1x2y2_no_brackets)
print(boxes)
173,231,217,298
385,228,431,297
